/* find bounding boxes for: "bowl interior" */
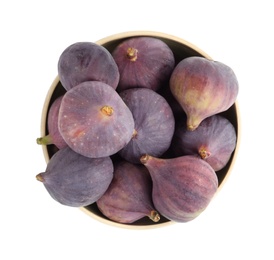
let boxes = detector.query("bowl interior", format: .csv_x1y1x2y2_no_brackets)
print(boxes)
40,31,240,228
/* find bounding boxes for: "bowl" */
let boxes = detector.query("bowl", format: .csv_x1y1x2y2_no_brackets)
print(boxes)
39,31,240,229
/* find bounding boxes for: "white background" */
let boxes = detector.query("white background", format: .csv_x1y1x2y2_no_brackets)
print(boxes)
1,0,273,259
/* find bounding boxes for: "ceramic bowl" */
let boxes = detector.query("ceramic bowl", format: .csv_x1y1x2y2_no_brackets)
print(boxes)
39,31,240,229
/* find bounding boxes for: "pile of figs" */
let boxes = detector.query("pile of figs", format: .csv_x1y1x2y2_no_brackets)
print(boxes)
36,34,239,226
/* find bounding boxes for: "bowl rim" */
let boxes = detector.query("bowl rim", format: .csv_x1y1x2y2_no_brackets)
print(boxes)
39,30,241,229
95,30,212,59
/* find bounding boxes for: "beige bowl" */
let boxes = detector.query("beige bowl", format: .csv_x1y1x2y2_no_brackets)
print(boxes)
40,31,240,229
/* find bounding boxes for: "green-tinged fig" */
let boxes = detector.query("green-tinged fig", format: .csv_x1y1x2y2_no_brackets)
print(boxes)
36,147,114,207
170,56,239,130
118,88,175,164
112,36,175,92
36,95,67,149
172,115,237,171
58,81,135,158
140,154,218,222
58,42,119,91
97,160,160,224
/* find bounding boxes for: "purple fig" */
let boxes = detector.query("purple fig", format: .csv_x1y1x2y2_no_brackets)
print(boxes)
36,147,114,207
118,88,175,164
58,81,135,158
112,36,175,92
172,115,237,171
158,84,186,121
36,95,67,149
97,160,160,224
140,154,218,222
58,42,120,91
170,56,239,131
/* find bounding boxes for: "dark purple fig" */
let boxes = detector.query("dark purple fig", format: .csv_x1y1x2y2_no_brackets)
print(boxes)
172,115,236,171
112,36,175,92
36,95,67,149
118,88,175,164
58,42,119,91
140,154,218,222
170,56,239,131
36,147,113,207
58,81,135,158
96,160,160,224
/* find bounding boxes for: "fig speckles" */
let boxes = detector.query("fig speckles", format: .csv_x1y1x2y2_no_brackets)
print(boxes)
36,147,114,207
141,155,218,222
170,56,238,130
172,115,236,171
97,160,160,223
112,36,175,92
58,42,120,91
58,81,135,158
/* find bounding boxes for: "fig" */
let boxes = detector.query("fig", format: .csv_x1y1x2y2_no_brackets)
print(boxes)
36,95,67,149
97,160,160,224
158,84,186,122
58,81,135,158
140,155,218,222
118,88,175,164
172,115,237,171
170,56,239,130
36,147,114,207
112,36,175,92
58,42,120,91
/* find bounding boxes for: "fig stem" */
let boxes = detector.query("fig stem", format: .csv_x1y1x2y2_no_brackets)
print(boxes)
36,135,53,145
132,129,138,138
140,154,150,164
36,173,44,182
127,47,138,61
149,210,161,222
187,124,197,131
101,105,114,116
199,147,211,159
186,116,201,131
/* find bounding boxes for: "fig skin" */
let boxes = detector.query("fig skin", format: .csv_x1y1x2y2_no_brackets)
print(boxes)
58,42,120,91
36,95,67,149
58,81,135,158
112,36,175,92
118,88,175,164
140,154,218,222
36,147,114,207
96,160,160,224
158,84,186,122
170,56,239,131
172,115,237,171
